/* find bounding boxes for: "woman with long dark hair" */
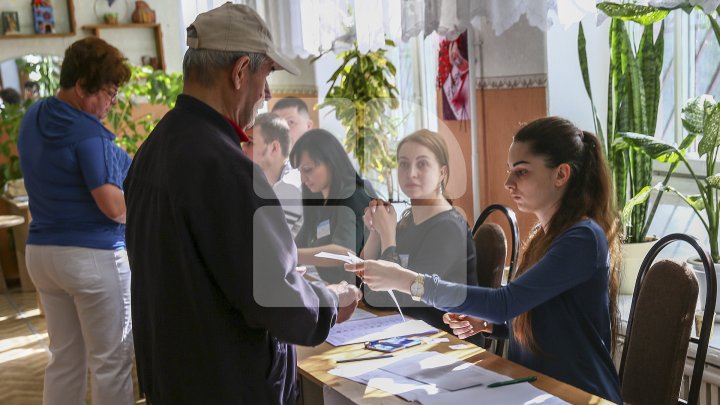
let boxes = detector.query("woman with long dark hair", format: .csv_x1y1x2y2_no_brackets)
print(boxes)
347,117,622,403
291,129,375,284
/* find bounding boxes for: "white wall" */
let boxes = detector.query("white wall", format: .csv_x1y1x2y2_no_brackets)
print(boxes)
547,14,610,132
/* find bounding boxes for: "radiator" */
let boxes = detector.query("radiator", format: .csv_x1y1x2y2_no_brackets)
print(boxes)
681,360,720,405
614,332,720,405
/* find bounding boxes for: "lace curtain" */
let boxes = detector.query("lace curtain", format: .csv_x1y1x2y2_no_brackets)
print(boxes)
253,0,601,56
182,0,720,57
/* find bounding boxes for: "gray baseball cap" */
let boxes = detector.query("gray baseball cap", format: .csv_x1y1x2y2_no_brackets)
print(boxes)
186,2,300,75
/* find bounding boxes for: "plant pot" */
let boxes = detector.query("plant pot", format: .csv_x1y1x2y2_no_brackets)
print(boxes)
620,239,658,295
687,257,720,314
103,14,118,24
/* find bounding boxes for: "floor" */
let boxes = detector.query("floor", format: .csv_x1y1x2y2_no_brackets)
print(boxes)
0,289,144,405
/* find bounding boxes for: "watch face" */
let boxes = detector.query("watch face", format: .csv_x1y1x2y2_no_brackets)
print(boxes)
411,282,424,297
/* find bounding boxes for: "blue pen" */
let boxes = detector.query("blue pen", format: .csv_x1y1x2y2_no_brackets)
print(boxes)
487,376,537,388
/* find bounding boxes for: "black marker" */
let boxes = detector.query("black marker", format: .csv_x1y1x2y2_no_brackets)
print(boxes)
336,354,394,363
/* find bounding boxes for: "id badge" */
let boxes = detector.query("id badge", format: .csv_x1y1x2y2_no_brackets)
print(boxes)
400,254,410,268
317,219,331,239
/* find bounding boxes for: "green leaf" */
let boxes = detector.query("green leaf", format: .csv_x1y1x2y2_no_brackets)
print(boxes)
707,174,720,189
703,103,720,154
682,95,714,134
617,132,682,163
622,185,653,225
679,131,699,150
708,12,720,47
597,3,670,24
687,194,706,211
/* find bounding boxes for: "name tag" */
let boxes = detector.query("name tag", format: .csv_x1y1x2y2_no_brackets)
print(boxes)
400,254,410,268
317,219,331,239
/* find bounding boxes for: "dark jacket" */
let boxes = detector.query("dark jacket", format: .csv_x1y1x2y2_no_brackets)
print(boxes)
125,95,338,405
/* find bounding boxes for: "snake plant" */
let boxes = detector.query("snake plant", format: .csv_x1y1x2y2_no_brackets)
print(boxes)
578,14,664,243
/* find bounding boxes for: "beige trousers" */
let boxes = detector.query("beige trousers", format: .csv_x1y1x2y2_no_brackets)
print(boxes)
26,245,133,405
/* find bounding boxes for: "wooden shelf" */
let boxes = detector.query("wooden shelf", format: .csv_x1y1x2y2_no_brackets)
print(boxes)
82,23,159,29
0,32,75,40
0,0,76,40
81,22,165,71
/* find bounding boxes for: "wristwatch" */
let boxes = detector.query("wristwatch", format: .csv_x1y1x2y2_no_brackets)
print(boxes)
410,274,425,301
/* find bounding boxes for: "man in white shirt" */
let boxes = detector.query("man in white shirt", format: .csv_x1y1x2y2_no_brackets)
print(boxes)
247,112,303,237
271,97,314,147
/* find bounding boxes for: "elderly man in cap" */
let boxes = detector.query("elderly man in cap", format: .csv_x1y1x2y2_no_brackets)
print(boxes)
124,3,362,404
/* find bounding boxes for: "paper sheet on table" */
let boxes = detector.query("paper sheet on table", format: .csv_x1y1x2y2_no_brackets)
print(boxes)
416,383,571,405
328,352,441,402
328,351,570,404
326,314,437,346
315,251,405,321
380,351,496,391
347,307,376,322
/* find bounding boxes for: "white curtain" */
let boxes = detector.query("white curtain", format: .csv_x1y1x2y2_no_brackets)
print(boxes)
258,0,602,56
181,0,720,57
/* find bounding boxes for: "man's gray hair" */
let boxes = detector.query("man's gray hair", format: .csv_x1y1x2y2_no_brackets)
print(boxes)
183,48,269,86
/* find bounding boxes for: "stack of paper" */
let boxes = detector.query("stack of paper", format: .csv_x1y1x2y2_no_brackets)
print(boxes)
328,351,570,404
326,314,437,346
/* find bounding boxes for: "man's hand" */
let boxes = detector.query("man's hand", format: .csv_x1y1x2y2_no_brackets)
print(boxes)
326,281,362,323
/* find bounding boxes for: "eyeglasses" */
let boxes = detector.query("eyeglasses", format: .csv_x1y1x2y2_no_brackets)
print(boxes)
102,87,119,102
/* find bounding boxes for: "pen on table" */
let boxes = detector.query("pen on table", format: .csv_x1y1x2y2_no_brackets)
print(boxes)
336,354,394,363
487,376,537,388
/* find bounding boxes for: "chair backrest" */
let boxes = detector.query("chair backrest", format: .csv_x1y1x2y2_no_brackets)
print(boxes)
472,204,519,357
619,233,716,405
472,204,520,285
473,223,506,288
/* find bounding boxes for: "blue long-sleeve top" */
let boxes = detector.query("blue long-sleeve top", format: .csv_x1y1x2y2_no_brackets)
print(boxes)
421,219,622,403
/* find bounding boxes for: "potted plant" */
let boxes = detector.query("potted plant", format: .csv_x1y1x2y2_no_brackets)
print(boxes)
106,65,183,154
103,12,119,25
0,101,28,188
314,39,400,198
581,1,720,293
578,5,666,293
620,95,720,309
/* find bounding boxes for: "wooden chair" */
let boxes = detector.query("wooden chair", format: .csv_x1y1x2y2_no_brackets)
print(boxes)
619,233,716,405
471,204,519,355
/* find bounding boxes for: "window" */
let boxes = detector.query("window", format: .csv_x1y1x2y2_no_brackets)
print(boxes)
659,10,720,147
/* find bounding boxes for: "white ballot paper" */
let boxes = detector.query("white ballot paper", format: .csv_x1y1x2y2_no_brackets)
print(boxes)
326,314,437,346
315,251,406,321
329,351,570,404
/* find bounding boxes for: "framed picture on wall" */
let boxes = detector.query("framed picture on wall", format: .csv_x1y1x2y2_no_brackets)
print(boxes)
33,5,55,34
438,31,470,121
2,11,20,35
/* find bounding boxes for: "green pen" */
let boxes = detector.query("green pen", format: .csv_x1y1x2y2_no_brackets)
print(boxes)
487,376,537,388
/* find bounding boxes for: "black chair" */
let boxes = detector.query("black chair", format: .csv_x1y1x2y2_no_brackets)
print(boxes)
619,233,716,405
472,204,519,356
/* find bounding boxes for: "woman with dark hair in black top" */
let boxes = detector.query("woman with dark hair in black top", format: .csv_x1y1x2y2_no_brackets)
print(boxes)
291,129,375,284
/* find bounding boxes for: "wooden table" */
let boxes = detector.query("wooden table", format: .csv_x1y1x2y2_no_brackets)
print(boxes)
297,311,616,404
2,197,33,292
0,215,25,292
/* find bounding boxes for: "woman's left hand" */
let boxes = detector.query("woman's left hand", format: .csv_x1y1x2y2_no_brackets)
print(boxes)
442,313,492,339
345,260,417,294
